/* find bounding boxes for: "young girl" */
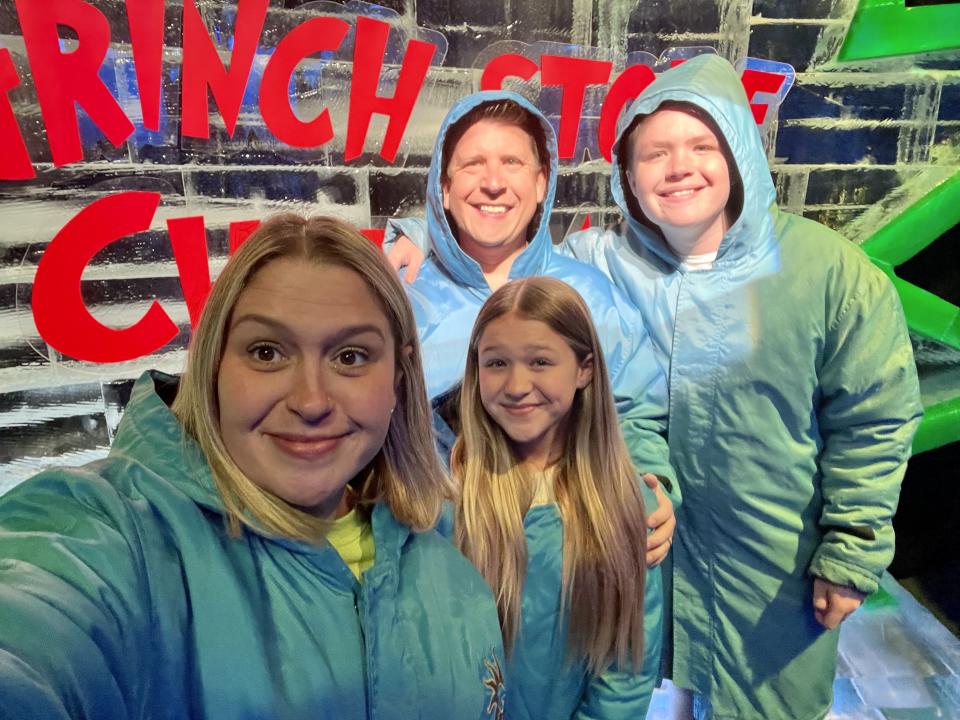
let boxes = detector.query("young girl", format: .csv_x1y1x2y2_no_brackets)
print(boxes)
453,275,658,720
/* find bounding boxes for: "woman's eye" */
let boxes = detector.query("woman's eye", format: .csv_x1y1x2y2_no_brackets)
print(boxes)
249,344,282,363
336,348,369,368
532,358,552,367
483,359,506,368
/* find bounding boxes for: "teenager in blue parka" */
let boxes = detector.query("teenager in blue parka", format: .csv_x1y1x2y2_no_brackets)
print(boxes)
384,92,672,718
0,215,506,720
560,54,924,719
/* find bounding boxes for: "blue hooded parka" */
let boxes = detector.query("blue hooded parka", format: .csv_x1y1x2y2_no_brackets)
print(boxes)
386,90,669,719
562,55,923,720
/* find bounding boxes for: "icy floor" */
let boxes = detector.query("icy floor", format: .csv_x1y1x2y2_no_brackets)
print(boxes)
647,573,960,719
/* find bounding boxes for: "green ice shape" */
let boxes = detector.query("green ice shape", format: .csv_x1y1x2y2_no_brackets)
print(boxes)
837,0,960,61
862,583,898,611
860,170,960,454
837,3,960,454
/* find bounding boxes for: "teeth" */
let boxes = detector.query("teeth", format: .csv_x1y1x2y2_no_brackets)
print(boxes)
665,189,696,197
479,205,507,214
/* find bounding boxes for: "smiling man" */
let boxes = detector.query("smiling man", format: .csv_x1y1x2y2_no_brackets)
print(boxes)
387,93,674,477
384,91,676,718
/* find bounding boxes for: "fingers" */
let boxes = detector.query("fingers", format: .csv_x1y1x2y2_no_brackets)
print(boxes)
645,536,671,568
642,473,675,568
385,239,408,272
385,235,424,283
817,601,849,630
812,577,831,627
642,472,659,490
646,482,674,534
402,252,424,283
812,579,828,610
645,517,672,567
646,497,670,529
812,578,865,629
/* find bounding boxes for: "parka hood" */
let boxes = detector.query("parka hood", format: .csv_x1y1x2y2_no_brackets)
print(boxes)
426,90,558,288
611,54,777,267
111,370,225,515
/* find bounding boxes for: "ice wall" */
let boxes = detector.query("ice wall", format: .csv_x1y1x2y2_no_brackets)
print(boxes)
0,0,957,487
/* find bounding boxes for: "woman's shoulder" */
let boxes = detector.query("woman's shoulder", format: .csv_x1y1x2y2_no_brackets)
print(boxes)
2,459,144,529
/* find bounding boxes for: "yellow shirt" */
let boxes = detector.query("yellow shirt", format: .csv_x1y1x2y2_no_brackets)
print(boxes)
326,508,375,582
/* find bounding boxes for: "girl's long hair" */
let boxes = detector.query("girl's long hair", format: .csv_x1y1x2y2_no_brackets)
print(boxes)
452,277,647,675
172,213,451,542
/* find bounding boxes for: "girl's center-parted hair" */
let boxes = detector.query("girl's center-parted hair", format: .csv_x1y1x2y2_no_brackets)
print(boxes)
619,99,744,234
172,213,452,542
451,276,647,675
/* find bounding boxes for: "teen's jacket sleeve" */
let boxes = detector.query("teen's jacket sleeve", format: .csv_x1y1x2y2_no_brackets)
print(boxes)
574,667,656,720
584,268,677,492
575,573,663,719
807,233,923,594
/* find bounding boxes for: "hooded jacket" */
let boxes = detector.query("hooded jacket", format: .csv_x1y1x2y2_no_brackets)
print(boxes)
0,372,507,720
386,91,667,719
563,54,923,720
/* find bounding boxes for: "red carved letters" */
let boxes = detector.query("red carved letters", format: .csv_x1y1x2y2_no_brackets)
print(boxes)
259,17,349,148
0,49,35,180
33,192,179,363
125,0,165,132
14,0,134,167
181,0,269,139
345,16,436,162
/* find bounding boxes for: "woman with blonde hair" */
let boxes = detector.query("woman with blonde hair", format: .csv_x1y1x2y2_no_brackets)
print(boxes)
453,275,657,720
0,213,506,720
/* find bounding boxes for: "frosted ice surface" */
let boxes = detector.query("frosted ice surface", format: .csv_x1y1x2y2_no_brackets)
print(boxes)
647,573,960,719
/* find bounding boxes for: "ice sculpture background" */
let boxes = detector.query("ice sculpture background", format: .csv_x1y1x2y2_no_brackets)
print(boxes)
0,2,957,520
0,2,958,717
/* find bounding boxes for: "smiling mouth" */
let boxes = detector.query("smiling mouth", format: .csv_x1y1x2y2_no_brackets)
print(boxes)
268,432,349,460
475,204,510,215
659,188,702,198
501,403,540,416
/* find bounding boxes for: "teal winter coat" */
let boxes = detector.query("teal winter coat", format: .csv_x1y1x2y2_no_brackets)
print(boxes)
0,372,507,720
386,91,667,719
509,504,663,720
562,55,923,720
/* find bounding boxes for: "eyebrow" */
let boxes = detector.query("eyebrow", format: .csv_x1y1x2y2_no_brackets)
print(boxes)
230,314,387,345
642,134,717,148
479,343,557,354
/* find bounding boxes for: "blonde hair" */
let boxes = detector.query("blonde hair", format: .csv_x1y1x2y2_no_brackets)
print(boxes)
172,213,451,541
452,277,647,675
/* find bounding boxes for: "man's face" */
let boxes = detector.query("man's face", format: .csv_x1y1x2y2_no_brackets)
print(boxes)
626,108,731,254
442,119,547,260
